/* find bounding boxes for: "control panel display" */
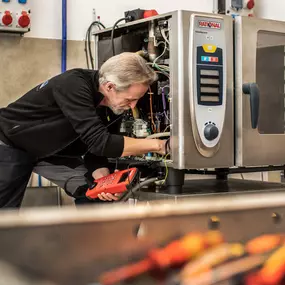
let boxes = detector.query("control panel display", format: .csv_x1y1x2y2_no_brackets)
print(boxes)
197,44,223,106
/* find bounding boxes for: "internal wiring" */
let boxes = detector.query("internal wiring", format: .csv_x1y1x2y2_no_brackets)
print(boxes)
163,125,171,132
162,153,170,184
155,70,170,79
148,87,156,132
153,41,168,66
147,132,170,139
162,86,170,122
159,25,170,45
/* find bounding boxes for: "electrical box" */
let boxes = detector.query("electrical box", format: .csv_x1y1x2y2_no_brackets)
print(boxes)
225,0,255,16
0,0,30,34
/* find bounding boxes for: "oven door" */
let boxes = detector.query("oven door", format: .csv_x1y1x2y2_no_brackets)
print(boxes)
235,16,285,167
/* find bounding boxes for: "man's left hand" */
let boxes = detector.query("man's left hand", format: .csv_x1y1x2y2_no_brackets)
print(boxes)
92,168,121,201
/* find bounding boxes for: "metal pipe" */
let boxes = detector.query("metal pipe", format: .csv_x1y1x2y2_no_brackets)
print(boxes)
62,0,67,73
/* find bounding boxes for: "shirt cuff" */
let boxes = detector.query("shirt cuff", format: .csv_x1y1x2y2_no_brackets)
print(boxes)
103,134,124,157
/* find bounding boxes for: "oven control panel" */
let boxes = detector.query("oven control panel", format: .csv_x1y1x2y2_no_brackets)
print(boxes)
191,15,227,154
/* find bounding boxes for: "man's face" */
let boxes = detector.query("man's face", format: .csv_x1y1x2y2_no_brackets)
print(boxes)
105,83,149,115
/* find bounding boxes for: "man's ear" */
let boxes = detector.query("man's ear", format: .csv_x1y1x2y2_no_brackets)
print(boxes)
106,82,115,92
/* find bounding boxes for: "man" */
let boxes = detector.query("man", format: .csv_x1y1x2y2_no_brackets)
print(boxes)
0,52,169,208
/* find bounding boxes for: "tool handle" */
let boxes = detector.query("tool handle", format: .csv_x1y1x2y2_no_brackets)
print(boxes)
242,83,260,129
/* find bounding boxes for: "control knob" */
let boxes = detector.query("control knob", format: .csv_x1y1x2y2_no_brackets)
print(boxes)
204,124,219,141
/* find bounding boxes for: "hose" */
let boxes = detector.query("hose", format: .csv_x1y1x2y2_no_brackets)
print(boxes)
118,177,158,202
147,132,170,139
111,16,131,55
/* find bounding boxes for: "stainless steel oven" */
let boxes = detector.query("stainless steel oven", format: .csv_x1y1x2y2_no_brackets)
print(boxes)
168,11,234,169
93,10,285,170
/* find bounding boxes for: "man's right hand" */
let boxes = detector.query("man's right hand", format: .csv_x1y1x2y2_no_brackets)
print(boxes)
121,136,171,157
155,138,171,156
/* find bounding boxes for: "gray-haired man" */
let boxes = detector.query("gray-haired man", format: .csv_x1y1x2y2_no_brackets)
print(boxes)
0,52,168,208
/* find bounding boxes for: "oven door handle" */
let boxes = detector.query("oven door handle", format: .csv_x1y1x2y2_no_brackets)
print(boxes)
242,83,260,129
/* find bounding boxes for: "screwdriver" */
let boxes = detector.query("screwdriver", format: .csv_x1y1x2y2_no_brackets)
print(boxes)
99,231,224,285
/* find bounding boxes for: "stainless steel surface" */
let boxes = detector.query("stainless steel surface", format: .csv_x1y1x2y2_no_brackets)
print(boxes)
93,12,173,36
21,187,61,208
136,178,285,201
170,11,234,169
1,190,285,284
0,261,55,285
235,16,285,166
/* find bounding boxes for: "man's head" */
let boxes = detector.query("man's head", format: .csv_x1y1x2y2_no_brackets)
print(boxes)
98,52,158,115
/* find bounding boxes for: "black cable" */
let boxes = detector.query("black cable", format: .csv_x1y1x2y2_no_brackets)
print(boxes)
165,138,171,154
116,160,157,201
63,175,86,197
84,30,90,69
85,21,106,69
118,177,157,202
111,17,131,56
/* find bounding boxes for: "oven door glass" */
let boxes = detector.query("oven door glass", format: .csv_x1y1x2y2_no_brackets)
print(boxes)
257,30,285,135
235,16,285,167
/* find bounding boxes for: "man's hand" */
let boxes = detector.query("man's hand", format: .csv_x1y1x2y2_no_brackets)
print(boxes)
121,137,171,157
155,138,171,156
92,168,121,201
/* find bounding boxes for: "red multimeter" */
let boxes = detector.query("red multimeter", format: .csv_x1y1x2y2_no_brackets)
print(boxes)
86,168,139,199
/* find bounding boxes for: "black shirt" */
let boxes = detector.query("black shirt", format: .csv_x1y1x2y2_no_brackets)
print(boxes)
0,69,124,166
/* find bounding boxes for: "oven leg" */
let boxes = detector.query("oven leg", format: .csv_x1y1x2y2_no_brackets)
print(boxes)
165,168,185,194
215,168,229,181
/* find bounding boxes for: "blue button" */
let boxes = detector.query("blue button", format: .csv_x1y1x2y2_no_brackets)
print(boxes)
2,0,11,3
18,0,27,3
201,56,210,62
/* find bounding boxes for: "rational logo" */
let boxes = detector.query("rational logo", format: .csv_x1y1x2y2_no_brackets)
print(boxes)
198,20,221,29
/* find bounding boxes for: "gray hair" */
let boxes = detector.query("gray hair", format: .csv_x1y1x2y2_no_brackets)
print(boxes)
99,52,158,91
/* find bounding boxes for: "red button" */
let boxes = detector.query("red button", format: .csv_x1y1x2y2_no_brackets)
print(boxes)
18,12,30,28
2,11,13,26
247,0,255,9
143,10,158,19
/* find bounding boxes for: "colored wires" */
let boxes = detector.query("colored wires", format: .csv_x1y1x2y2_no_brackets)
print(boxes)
148,87,156,133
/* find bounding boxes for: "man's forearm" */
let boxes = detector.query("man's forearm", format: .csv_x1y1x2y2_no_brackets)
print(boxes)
121,136,165,157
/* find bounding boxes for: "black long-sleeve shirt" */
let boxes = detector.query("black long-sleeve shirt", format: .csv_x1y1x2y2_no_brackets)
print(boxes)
0,69,124,170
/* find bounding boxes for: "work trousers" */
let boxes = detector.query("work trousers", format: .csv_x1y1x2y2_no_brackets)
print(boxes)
0,142,104,208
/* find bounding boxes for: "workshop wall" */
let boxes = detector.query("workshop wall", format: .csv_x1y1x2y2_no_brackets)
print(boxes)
26,0,214,40
24,0,285,41
0,35,86,107
255,0,285,21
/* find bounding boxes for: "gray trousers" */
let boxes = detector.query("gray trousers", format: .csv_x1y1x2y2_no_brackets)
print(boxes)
0,142,104,208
